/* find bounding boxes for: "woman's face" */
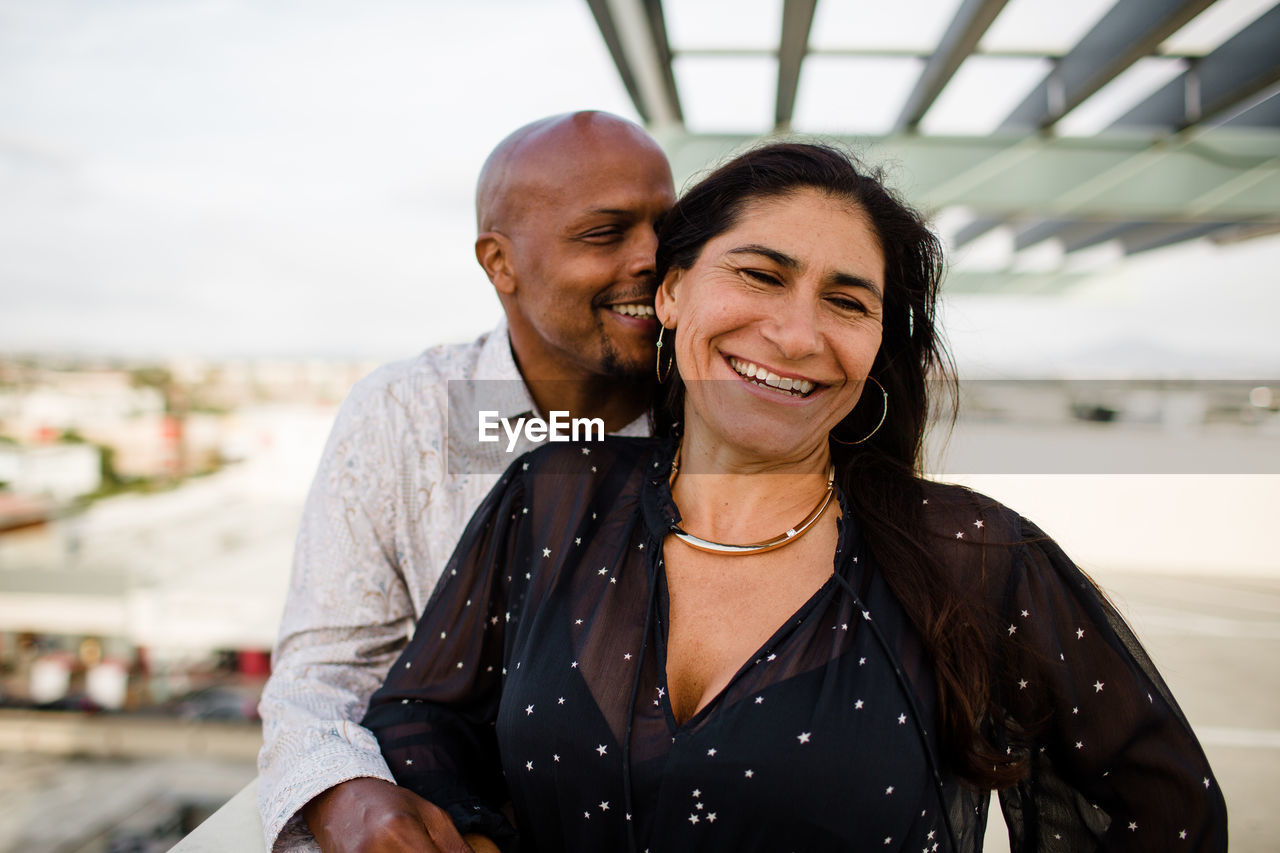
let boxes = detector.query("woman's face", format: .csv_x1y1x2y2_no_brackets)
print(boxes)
656,188,886,464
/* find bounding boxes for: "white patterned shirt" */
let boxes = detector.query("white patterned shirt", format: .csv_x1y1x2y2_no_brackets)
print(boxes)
257,320,648,851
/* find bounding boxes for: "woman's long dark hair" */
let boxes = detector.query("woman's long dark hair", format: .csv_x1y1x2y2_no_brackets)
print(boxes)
653,142,1024,789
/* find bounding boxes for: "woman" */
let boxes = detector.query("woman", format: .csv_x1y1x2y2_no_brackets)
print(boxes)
363,143,1227,851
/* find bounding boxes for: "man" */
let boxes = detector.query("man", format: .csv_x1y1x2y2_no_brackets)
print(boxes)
257,111,675,852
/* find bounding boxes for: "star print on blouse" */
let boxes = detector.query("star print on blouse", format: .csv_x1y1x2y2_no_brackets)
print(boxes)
360,440,1227,853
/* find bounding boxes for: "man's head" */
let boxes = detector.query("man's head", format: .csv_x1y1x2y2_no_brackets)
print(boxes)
475,111,675,382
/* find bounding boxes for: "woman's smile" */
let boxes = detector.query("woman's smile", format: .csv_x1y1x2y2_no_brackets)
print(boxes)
725,354,819,397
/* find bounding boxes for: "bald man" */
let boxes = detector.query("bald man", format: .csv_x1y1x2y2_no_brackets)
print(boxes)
257,112,675,853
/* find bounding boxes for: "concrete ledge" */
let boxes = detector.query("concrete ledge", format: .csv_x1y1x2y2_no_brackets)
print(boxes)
0,709,261,761
171,779,264,852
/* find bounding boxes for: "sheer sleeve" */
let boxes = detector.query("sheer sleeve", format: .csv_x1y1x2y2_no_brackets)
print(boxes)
994,517,1228,851
361,465,532,849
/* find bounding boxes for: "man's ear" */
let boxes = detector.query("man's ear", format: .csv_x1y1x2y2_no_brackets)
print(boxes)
655,268,683,328
475,232,516,296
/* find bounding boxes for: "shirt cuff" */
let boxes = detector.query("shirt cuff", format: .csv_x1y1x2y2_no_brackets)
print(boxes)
260,737,395,852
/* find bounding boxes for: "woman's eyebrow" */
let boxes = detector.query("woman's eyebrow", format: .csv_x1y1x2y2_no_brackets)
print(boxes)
728,244,798,269
730,244,883,301
832,272,883,302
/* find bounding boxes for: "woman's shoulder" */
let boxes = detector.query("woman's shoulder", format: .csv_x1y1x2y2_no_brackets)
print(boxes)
915,478,1025,543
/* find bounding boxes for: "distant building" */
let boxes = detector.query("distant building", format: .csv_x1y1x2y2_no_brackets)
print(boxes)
0,443,101,500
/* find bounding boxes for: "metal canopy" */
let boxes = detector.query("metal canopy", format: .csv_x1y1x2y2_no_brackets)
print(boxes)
586,0,1280,292
998,0,1214,131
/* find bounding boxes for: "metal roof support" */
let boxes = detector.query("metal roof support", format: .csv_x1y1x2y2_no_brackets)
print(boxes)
923,137,1043,208
775,0,818,130
1223,88,1280,129
585,0,682,128
1118,221,1228,254
1184,155,1280,218
1057,221,1141,253
1110,5,1280,131
893,0,1011,133
999,0,1215,131
952,216,1006,248
1013,218,1074,251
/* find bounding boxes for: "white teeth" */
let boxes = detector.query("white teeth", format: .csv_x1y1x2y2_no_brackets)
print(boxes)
727,357,815,397
611,303,655,318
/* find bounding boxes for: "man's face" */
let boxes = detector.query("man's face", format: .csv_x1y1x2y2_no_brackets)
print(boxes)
502,132,675,382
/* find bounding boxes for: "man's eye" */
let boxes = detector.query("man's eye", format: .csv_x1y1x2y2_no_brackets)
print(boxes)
581,227,622,242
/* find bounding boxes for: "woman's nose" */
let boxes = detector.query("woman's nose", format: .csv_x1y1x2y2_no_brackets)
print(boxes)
762,295,821,361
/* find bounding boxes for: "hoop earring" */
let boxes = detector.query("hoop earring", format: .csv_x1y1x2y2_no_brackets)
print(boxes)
830,376,888,445
655,325,674,383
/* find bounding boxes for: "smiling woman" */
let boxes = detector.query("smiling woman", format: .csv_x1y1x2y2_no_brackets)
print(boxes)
361,143,1228,852
656,188,885,469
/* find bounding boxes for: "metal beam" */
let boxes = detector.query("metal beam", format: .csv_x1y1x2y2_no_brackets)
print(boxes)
585,0,682,127
1058,221,1135,253
999,0,1214,131
1118,221,1229,254
893,0,1011,133
638,0,683,124
585,0,650,122
775,0,818,129
1223,88,1280,129
1012,218,1073,251
662,131,1280,221
952,216,1005,248
1110,5,1280,131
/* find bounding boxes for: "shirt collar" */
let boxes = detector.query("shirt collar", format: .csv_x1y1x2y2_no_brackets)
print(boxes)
473,316,652,436
473,317,537,420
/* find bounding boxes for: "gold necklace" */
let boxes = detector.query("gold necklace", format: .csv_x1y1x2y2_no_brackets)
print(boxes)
666,446,836,555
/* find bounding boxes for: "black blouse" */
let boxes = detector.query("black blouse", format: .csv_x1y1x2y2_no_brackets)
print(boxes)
363,437,1227,852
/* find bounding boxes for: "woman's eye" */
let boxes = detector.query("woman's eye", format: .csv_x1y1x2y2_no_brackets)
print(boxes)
829,296,866,314
743,269,781,286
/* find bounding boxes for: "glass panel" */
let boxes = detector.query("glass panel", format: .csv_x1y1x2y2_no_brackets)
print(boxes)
1161,0,1276,56
1057,57,1188,135
809,0,966,52
672,55,778,133
980,0,1120,54
792,56,925,135
664,0,783,50
919,56,1051,134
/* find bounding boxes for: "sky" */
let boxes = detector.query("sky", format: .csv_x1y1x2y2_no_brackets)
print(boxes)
0,0,1277,377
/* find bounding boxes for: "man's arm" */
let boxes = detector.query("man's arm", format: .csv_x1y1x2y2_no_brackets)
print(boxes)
257,374,431,852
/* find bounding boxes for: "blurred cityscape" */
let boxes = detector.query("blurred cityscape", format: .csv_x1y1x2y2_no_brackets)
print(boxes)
0,354,375,852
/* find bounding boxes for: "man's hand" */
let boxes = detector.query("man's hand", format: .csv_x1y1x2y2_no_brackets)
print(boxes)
302,777,494,853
